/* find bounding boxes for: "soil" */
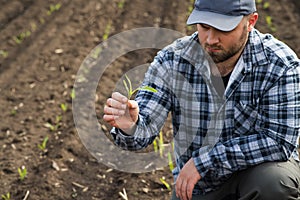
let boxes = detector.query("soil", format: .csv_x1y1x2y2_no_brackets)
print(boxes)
0,0,299,200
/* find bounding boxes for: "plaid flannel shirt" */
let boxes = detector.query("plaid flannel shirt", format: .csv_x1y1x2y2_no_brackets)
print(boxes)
110,29,300,195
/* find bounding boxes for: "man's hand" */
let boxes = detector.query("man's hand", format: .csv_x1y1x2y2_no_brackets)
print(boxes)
175,158,201,200
103,92,139,134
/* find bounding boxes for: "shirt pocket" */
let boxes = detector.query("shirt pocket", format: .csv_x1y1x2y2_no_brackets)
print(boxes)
234,101,258,135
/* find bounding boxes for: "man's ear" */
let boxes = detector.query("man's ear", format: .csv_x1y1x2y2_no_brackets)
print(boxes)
248,13,259,32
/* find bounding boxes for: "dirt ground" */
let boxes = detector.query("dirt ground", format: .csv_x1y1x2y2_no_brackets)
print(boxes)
0,0,299,199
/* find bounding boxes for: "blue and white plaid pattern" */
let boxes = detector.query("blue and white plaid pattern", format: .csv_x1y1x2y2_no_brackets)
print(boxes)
110,29,300,195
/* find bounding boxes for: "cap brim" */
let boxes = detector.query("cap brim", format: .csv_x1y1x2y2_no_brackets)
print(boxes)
187,10,243,31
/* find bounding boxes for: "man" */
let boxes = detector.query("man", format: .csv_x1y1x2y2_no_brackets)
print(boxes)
103,0,300,199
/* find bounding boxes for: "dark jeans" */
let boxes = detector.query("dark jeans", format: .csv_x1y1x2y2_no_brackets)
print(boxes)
171,159,300,200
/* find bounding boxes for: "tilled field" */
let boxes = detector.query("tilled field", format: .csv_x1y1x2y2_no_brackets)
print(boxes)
0,0,299,199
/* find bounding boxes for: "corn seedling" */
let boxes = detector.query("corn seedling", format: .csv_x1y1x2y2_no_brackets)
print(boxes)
70,89,76,99
47,3,61,15
117,0,126,9
0,50,8,58
18,166,27,181
263,2,270,9
167,152,174,172
158,131,164,158
10,108,17,116
123,74,157,99
90,46,102,59
160,177,171,191
30,22,37,32
60,103,68,112
1,193,10,200
103,22,112,41
44,115,62,132
256,0,263,4
153,139,158,152
38,136,49,151
14,31,31,44
265,16,276,32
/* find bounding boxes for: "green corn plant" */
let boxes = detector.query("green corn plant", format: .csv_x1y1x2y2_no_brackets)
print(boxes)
18,166,27,181
263,2,270,9
265,16,276,32
47,3,61,15
60,103,68,112
70,89,76,99
118,0,125,9
123,74,157,100
167,152,174,172
153,139,158,153
44,115,62,132
38,136,49,151
160,177,171,191
158,131,164,158
103,22,112,41
1,193,10,200
0,50,8,58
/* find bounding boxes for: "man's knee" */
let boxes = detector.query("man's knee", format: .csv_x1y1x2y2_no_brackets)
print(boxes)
238,160,300,200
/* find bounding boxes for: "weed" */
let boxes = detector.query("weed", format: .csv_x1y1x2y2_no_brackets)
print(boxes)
1,193,10,200
38,136,49,151
18,166,27,181
123,74,157,99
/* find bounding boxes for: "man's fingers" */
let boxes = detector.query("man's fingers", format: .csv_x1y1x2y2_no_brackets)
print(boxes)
106,98,127,110
104,105,125,116
112,92,128,103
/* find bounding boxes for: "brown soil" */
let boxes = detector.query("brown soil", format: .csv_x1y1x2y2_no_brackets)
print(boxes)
0,0,299,199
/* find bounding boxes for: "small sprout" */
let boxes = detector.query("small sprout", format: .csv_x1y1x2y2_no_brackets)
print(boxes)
263,2,270,9
18,166,27,181
160,177,171,191
159,131,164,158
44,115,62,131
117,0,125,9
265,16,276,32
60,103,68,112
10,108,17,116
38,136,49,151
153,139,158,153
103,22,112,41
123,74,157,99
1,192,10,200
47,3,61,15
70,89,76,99
168,152,174,172
256,0,263,4
0,50,8,58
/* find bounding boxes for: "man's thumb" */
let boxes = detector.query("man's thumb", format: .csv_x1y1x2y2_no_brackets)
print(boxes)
128,100,138,109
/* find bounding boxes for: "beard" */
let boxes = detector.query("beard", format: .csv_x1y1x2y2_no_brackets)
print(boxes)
204,25,248,63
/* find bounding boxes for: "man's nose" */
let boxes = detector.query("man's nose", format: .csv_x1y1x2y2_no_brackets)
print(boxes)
206,29,220,45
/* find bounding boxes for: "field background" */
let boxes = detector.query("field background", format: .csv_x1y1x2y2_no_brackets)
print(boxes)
0,0,299,199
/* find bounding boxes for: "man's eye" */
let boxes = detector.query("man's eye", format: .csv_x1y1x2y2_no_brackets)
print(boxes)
200,24,210,29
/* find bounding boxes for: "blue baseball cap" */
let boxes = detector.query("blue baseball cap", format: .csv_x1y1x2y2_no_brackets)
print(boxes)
187,0,256,31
